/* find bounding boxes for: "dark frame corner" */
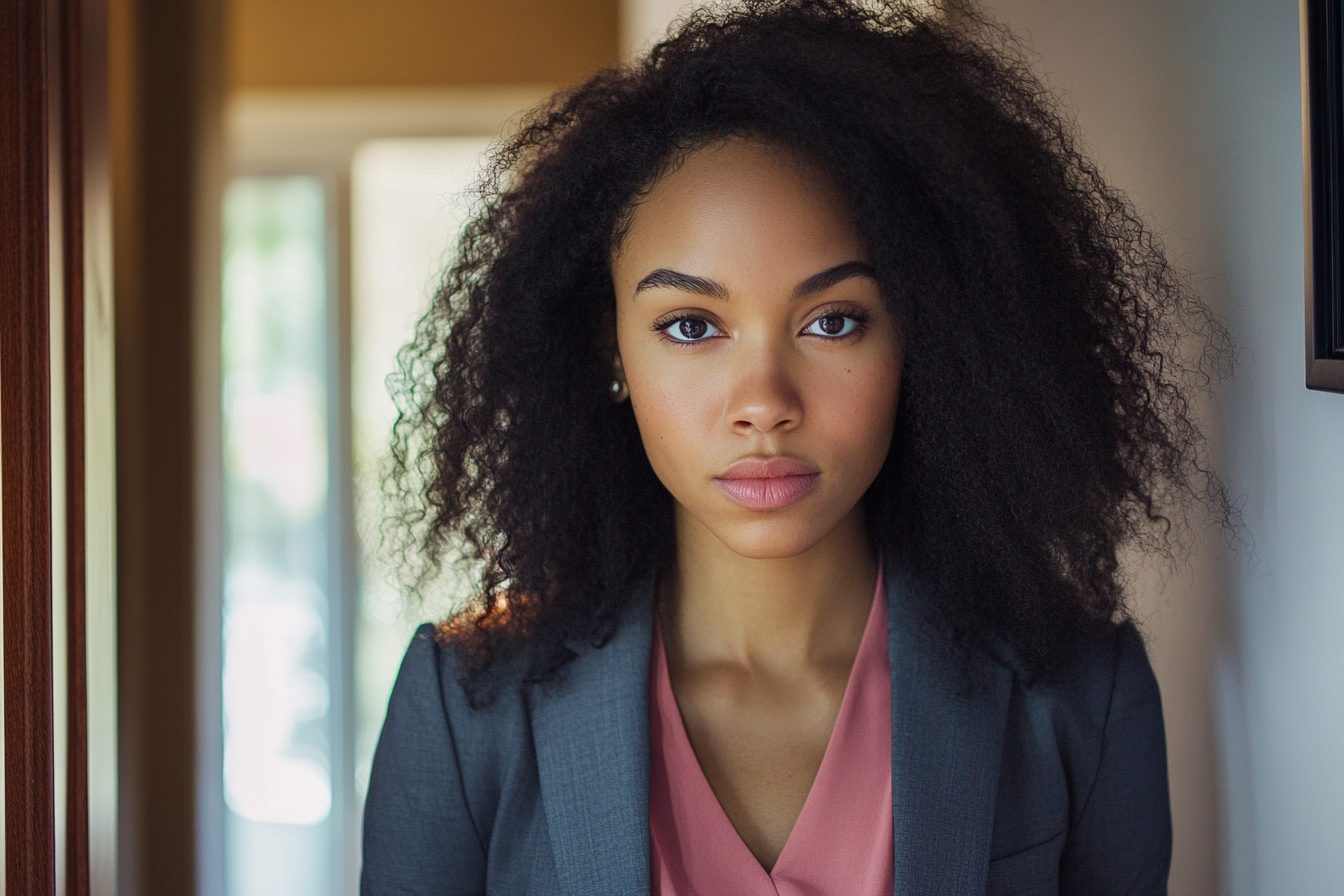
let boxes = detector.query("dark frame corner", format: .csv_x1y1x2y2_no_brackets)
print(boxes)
1302,0,1344,392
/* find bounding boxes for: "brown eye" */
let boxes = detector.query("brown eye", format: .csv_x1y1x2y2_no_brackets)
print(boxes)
660,316,719,343
678,319,708,340
804,313,860,338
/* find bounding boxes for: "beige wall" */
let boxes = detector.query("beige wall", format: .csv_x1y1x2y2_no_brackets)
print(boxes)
228,0,620,90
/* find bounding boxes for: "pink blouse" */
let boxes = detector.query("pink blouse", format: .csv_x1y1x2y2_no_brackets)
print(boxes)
648,571,894,896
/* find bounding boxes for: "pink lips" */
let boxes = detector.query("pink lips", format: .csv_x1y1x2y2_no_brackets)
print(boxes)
714,456,820,511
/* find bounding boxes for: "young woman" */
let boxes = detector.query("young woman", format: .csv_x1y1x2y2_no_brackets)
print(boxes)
362,1,1226,893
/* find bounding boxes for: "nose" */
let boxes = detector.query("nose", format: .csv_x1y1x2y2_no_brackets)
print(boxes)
723,338,803,435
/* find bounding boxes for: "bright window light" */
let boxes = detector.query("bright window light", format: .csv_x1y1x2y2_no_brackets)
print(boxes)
221,175,333,896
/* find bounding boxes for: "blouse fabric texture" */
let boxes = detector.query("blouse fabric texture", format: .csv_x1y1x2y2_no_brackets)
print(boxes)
648,570,894,896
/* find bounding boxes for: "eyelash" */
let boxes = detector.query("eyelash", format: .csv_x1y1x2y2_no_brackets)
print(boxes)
650,306,872,345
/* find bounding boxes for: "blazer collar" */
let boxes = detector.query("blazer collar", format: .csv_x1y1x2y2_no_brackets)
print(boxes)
527,566,1014,896
528,577,655,896
886,563,1014,896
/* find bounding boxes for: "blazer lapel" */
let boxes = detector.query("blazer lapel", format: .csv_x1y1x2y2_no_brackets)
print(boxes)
887,567,1013,896
528,580,654,896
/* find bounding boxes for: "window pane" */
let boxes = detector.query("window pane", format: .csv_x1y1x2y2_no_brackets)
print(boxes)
221,175,332,896
350,137,493,802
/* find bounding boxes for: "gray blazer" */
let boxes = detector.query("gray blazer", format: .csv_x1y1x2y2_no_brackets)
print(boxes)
361,569,1171,896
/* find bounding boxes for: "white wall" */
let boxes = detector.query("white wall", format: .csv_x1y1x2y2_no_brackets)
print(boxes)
1190,0,1344,892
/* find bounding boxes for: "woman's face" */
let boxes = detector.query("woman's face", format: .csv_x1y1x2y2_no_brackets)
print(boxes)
611,137,904,560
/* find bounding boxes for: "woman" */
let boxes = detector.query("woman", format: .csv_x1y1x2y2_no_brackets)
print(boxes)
363,1,1226,893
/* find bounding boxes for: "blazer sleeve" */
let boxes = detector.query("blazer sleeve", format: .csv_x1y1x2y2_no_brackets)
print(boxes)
1059,622,1173,895
361,625,487,896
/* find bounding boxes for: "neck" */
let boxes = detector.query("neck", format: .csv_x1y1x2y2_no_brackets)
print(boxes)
660,504,879,673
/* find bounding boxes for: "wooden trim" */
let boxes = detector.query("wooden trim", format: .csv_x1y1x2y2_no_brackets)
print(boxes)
61,0,92,890
0,0,59,892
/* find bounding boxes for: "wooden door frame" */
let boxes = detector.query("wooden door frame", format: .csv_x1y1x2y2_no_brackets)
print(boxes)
1,0,97,891
61,0,92,891
0,0,59,889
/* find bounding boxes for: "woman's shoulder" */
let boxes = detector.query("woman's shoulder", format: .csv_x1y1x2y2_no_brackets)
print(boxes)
1000,618,1161,750
363,629,559,892
1036,619,1157,719
997,618,1166,829
369,622,542,826
391,621,534,739
987,619,1168,878
366,624,539,838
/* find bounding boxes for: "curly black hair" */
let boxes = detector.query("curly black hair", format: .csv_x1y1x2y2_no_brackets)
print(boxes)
387,0,1229,704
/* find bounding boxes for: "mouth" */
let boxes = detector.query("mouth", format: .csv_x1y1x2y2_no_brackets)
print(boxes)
714,457,820,511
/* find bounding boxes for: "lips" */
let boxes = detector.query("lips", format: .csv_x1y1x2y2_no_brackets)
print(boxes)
714,457,820,511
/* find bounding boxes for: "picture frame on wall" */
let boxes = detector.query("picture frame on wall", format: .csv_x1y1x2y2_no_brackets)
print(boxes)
1302,0,1344,392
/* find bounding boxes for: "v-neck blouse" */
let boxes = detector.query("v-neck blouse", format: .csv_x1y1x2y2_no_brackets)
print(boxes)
648,572,894,896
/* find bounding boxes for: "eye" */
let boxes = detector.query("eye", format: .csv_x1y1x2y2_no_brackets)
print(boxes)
658,316,721,343
803,313,861,338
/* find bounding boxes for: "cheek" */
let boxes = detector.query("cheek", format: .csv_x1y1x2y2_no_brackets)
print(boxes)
811,359,902,471
626,361,721,480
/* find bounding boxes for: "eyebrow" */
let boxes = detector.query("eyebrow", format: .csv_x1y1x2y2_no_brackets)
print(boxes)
633,268,729,300
791,261,878,299
633,260,877,301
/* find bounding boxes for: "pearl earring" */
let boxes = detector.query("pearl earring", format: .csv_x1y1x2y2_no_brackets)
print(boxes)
610,380,628,402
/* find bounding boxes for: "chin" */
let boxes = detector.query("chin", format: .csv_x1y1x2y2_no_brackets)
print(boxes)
709,519,833,561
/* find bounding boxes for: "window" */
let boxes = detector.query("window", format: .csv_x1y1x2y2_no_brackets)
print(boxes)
222,174,337,895
221,89,542,895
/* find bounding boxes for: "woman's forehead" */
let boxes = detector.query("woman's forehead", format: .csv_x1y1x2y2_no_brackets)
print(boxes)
612,138,865,294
